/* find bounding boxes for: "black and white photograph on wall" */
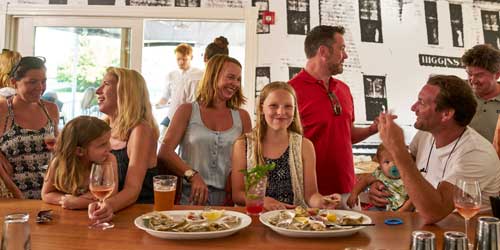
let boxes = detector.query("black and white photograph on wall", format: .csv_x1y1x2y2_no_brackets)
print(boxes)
126,0,171,6
175,0,200,7
252,0,268,11
289,67,302,79
481,11,500,49
257,12,270,34
449,4,464,48
363,75,387,121
49,0,67,3
256,67,271,93
287,0,310,35
89,0,115,4
424,1,439,45
253,0,270,34
359,0,383,43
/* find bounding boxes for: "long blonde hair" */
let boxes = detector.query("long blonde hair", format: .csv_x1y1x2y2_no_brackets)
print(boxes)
196,54,246,109
105,67,159,141
0,50,21,88
249,81,303,165
52,116,111,195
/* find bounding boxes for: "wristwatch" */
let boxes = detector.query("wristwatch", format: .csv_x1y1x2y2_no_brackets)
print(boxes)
183,169,198,182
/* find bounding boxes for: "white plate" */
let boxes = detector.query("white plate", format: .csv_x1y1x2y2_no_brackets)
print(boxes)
259,209,372,238
134,210,252,240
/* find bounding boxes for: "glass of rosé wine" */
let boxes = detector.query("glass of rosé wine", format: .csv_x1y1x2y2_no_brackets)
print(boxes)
454,178,481,248
44,124,56,151
89,163,115,230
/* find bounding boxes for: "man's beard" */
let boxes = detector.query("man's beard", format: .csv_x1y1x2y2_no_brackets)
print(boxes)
330,63,343,75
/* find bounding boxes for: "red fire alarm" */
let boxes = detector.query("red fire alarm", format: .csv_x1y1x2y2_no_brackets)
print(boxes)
262,11,275,25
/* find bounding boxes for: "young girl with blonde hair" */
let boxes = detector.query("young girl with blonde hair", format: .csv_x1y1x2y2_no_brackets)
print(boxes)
232,81,341,210
42,116,118,209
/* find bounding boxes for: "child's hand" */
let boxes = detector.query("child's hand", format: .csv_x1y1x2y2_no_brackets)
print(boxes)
346,194,358,208
264,197,296,211
59,194,80,210
79,192,98,201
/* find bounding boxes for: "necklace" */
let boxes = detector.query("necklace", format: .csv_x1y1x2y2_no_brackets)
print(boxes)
421,128,466,178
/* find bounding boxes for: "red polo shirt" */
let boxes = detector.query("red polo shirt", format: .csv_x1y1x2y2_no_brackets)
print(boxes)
289,69,355,194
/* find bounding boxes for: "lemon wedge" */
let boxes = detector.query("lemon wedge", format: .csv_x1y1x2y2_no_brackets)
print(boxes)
326,213,337,222
294,216,309,224
202,210,224,221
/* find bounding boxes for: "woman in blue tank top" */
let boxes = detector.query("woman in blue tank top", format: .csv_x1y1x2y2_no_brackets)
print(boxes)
158,55,252,206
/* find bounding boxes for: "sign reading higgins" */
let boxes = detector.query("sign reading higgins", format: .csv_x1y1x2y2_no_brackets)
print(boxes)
418,54,464,68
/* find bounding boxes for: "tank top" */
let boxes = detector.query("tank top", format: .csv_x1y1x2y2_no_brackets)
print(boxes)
111,146,157,204
0,97,53,199
246,131,307,207
179,102,242,190
265,147,294,204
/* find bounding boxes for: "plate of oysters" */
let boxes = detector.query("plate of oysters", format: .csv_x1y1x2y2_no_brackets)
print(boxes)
259,207,372,238
134,209,251,240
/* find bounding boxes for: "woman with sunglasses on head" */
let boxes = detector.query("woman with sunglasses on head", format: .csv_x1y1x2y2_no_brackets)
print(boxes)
0,56,59,199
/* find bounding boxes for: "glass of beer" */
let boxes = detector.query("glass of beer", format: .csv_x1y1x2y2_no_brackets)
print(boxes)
153,175,177,211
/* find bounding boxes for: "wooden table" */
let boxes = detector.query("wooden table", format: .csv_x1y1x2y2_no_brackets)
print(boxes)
0,200,483,250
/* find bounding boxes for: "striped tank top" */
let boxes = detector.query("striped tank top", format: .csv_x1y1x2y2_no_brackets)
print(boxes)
0,97,53,199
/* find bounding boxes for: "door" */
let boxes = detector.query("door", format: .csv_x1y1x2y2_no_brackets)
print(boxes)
15,16,143,121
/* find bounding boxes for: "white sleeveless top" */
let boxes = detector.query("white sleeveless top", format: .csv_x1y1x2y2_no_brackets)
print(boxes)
179,102,242,189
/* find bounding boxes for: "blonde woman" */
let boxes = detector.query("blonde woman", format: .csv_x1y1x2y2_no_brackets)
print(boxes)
232,82,340,211
158,55,252,206
89,67,159,223
0,49,21,97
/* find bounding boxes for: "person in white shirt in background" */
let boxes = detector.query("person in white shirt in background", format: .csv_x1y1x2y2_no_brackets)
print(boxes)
156,43,203,127
166,36,230,123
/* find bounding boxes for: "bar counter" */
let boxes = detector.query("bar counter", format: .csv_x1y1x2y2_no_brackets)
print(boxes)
0,200,480,250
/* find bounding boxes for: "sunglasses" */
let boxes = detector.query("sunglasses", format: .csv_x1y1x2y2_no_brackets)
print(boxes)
9,56,46,78
327,91,342,116
36,209,53,224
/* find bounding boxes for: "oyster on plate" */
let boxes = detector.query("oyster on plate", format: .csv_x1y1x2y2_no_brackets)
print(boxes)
267,206,365,231
143,211,241,232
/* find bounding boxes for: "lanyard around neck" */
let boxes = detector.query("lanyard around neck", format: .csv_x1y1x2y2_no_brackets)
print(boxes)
421,128,466,178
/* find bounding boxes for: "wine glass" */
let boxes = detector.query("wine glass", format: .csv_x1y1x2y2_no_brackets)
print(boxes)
454,178,481,248
89,163,115,230
44,123,56,151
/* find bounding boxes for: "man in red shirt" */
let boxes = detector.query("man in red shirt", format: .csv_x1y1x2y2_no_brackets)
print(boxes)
289,25,379,196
